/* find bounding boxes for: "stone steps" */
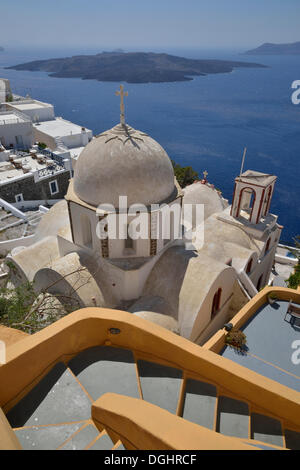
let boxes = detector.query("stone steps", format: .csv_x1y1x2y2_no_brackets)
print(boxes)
6,346,300,450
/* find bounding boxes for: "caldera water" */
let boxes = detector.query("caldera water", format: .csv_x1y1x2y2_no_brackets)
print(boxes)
0,47,299,244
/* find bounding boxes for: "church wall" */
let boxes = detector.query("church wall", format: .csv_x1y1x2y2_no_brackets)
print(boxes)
196,280,249,345
104,255,160,302
250,244,277,290
69,202,99,253
189,267,236,343
178,260,236,341
123,258,160,301
106,212,151,259
249,225,281,290
154,198,182,254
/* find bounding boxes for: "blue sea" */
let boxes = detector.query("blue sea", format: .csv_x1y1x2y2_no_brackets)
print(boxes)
0,47,299,244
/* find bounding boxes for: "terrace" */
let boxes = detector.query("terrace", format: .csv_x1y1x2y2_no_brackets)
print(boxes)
204,287,300,394
221,300,300,392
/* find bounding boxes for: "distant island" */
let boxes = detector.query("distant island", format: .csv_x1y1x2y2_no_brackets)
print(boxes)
245,41,300,55
7,51,267,84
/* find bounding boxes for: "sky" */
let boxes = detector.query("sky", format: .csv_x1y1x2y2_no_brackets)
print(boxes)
1,0,300,51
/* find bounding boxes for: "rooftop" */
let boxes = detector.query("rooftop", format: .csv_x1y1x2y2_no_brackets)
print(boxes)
8,99,53,112
236,170,277,187
33,118,90,138
0,150,66,185
0,111,30,125
221,300,300,392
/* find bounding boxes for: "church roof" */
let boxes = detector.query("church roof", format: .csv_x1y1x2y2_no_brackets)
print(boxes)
237,170,277,187
73,123,177,208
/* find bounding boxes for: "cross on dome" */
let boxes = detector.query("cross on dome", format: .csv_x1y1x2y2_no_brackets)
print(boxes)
115,85,128,125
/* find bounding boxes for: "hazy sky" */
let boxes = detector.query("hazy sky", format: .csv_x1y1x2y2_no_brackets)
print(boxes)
1,0,300,51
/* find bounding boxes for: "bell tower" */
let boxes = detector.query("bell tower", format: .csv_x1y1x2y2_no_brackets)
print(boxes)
231,170,277,225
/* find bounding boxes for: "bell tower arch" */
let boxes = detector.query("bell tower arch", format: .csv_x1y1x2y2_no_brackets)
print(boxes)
231,170,277,225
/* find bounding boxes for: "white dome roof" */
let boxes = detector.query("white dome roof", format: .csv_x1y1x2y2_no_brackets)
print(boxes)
183,182,227,220
73,123,176,208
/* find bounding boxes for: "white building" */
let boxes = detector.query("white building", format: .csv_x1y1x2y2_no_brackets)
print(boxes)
0,146,72,208
0,78,12,103
0,111,34,150
6,114,283,345
33,117,92,162
6,99,55,123
1,81,93,165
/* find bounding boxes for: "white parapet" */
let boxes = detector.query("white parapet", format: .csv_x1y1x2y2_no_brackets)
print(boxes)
238,269,258,298
275,253,298,266
0,197,27,220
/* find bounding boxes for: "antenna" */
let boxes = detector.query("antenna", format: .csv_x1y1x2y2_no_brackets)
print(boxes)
239,147,247,178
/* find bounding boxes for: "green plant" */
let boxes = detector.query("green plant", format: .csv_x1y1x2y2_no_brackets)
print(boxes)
268,292,278,300
288,236,300,263
286,236,300,290
225,328,247,351
171,160,200,188
6,94,13,102
37,142,47,149
0,264,93,334
286,264,300,290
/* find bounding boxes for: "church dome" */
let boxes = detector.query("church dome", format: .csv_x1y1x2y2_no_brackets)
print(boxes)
73,123,176,208
183,182,227,221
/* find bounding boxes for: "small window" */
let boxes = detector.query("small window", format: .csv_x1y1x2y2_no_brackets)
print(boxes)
257,274,264,291
124,225,134,251
246,258,253,274
125,234,134,249
211,288,222,319
15,194,23,203
265,237,271,255
49,180,59,195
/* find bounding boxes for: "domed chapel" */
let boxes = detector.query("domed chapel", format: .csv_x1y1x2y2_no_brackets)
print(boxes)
7,86,282,345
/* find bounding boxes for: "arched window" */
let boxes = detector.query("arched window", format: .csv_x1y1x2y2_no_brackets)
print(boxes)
246,258,253,274
236,187,256,220
125,225,134,250
264,186,272,216
211,288,222,318
257,274,263,291
265,237,271,255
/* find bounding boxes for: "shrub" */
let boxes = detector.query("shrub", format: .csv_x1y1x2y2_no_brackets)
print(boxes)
286,236,300,289
171,160,200,188
225,328,247,351
287,264,300,290
37,142,47,149
268,292,278,300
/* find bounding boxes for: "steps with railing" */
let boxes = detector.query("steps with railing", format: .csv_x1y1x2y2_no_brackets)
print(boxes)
5,345,300,450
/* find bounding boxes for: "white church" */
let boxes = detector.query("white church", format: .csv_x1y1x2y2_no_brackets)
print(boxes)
7,87,282,345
